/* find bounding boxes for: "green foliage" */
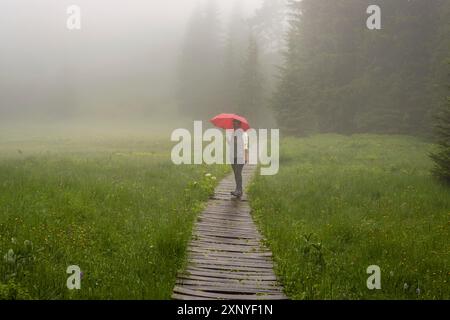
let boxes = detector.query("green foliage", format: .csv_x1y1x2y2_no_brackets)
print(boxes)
0,138,228,299
249,135,450,299
273,0,449,136
238,34,265,126
0,280,32,300
431,96,450,183
2,239,38,284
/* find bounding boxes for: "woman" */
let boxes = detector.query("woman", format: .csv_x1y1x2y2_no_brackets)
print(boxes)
228,119,249,198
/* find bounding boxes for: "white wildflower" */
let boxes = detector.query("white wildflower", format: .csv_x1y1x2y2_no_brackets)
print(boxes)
24,240,33,250
4,249,15,264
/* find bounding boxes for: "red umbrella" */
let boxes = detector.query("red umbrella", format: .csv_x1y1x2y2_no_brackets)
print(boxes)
210,113,250,131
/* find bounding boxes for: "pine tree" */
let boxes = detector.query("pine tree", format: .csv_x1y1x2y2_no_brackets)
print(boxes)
250,0,287,54
221,1,248,112
238,33,265,126
272,0,445,136
177,1,223,119
249,0,288,102
428,0,450,133
430,83,450,183
272,0,317,135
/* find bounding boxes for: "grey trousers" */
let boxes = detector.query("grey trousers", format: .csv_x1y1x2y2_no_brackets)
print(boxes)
231,163,244,194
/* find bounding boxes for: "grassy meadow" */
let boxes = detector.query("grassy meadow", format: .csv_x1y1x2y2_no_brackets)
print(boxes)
249,134,450,299
0,133,448,300
0,136,227,299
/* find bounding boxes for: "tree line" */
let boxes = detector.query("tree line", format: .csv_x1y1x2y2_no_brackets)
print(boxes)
273,0,450,136
177,0,449,137
176,0,286,127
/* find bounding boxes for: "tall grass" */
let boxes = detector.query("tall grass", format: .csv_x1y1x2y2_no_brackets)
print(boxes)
249,134,449,299
0,138,227,299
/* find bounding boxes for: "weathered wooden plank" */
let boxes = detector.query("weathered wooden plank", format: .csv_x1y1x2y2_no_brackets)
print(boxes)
189,263,274,273
188,247,273,257
183,269,278,281
193,227,261,235
211,196,249,201
195,225,259,233
199,212,252,218
200,209,252,215
193,238,260,245
190,232,261,241
191,241,260,250
202,208,251,214
202,205,249,211
190,236,260,244
193,229,261,238
203,204,250,210
214,191,248,195
198,216,253,223
176,278,282,289
178,274,280,286
177,284,283,294
195,224,257,231
194,226,258,233
173,286,286,300
189,255,274,265
189,253,272,263
197,218,255,224
189,258,274,269
197,217,253,224
193,239,261,246
186,265,276,276
187,247,266,258
205,201,251,208
196,222,257,230
190,241,266,250
197,218,253,225
203,206,250,211
212,192,251,198
171,293,214,300
196,233,260,240
188,244,266,253
196,233,259,240
188,245,269,255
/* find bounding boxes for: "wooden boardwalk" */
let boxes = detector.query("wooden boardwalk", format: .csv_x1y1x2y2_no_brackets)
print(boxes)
172,165,287,300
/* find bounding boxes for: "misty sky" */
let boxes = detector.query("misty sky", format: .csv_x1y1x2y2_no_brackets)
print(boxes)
0,0,263,123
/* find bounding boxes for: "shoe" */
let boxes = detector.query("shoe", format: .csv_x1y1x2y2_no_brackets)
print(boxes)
233,191,242,198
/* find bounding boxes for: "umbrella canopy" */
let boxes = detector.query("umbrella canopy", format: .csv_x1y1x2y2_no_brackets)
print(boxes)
210,113,250,131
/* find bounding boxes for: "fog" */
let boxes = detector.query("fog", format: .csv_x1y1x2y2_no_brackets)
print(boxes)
0,0,264,136
2,1,442,139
